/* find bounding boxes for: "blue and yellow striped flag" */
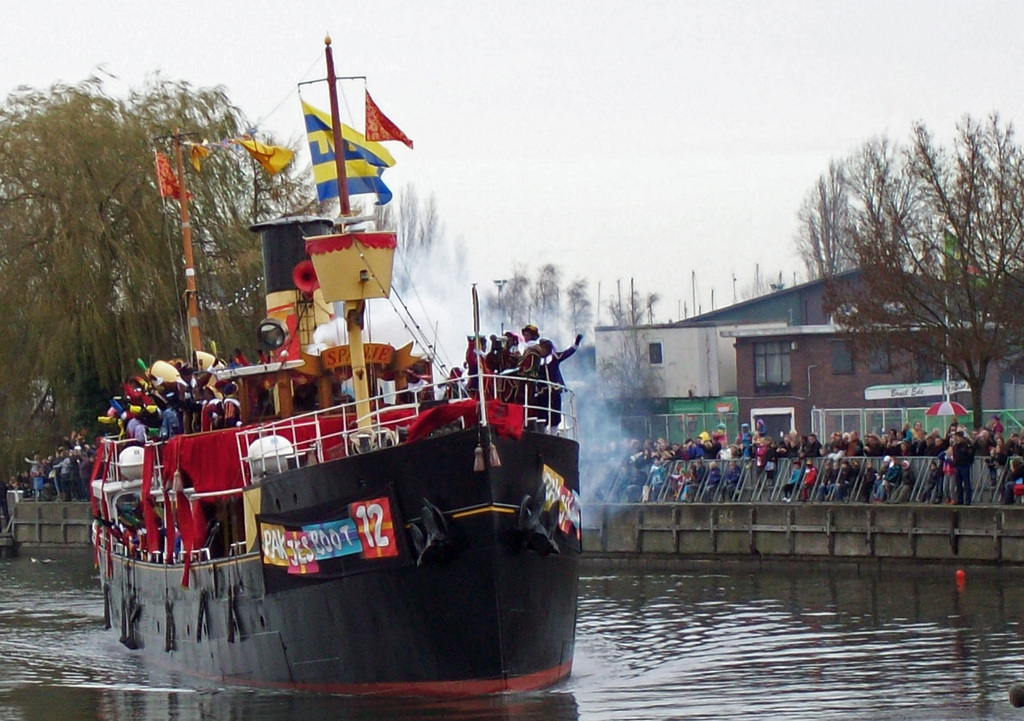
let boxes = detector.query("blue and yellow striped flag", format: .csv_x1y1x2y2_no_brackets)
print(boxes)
302,100,395,205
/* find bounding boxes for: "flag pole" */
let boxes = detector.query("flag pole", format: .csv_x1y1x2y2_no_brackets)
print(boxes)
324,35,351,217
173,129,202,356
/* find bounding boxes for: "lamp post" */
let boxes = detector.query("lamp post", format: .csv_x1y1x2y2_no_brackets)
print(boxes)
494,279,508,333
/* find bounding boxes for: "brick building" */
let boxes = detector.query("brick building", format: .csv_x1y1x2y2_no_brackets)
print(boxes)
595,270,1004,436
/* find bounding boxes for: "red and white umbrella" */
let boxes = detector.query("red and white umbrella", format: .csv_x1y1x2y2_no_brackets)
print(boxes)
925,400,968,416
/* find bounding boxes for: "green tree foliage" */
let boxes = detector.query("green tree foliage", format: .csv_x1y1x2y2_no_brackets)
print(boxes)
0,76,313,461
825,116,1024,427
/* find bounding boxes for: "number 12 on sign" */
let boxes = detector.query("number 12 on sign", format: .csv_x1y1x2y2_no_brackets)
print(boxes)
350,497,399,559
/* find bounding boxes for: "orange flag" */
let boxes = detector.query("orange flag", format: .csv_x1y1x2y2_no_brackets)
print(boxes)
365,91,414,149
154,151,189,200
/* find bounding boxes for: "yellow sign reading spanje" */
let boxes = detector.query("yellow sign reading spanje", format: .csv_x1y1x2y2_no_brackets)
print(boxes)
321,343,395,371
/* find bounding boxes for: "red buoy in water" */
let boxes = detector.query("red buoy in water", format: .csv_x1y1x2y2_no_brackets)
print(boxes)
956,568,966,592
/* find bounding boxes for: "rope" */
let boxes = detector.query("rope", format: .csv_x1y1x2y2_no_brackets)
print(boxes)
345,244,455,377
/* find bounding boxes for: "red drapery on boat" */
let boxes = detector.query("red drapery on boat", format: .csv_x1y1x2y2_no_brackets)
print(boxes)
161,427,247,494
141,445,161,555
176,485,195,588
191,499,207,555
405,400,523,444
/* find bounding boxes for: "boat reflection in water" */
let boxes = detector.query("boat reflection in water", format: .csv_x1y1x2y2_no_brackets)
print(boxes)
8,685,581,721
4,554,1024,720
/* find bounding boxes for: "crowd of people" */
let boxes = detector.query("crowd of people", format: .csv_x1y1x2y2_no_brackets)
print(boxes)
599,414,1024,507
0,431,97,527
451,323,581,429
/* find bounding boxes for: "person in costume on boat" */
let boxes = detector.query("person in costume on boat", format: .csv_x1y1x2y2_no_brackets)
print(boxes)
536,334,582,430
521,323,540,348
493,332,522,403
464,334,484,398
159,392,182,440
221,383,242,427
176,365,201,434
515,337,552,412
503,331,521,360
485,335,506,378
443,367,464,400
125,412,148,446
200,389,223,432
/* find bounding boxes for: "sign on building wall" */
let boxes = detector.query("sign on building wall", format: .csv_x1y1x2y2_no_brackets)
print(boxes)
863,381,969,401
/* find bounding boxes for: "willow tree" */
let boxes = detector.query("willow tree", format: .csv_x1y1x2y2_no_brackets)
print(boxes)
0,76,313,459
825,116,1024,428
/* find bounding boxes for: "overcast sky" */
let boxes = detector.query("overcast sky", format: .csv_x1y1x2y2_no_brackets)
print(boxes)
4,0,1024,332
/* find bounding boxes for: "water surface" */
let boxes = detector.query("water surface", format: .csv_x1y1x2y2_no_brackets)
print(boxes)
2,553,1024,720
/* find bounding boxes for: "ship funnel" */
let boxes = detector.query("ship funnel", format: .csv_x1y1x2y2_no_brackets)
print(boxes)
250,216,334,296
249,216,337,360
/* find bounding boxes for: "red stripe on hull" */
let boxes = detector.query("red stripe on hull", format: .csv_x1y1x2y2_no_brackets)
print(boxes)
147,655,573,697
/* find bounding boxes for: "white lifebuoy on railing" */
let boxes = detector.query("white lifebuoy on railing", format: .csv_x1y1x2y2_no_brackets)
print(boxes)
117,446,146,481
245,435,295,477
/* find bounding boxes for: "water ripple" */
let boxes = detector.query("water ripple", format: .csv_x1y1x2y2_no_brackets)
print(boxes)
2,557,1024,720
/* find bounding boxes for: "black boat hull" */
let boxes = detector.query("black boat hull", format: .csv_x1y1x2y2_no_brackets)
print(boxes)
103,427,580,695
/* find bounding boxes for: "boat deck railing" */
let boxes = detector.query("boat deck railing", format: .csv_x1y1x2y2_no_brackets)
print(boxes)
91,437,164,499
236,372,578,484
90,373,578,559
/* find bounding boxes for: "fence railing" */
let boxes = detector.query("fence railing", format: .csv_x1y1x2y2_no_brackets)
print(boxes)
607,454,1018,507
618,408,1024,448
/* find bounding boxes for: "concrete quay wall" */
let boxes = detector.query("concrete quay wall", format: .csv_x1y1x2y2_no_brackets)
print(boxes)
11,499,1024,565
10,500,92,548
582,503,1024,565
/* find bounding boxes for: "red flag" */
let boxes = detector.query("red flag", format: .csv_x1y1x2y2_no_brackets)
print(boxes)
365,91,414,149
154,151,189,200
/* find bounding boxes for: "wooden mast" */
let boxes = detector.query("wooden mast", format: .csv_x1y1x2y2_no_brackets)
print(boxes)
324,36,372,430
173,129,202,356
325,36,351,218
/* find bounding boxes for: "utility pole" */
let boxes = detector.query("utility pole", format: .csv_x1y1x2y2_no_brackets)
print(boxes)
493,279,507,333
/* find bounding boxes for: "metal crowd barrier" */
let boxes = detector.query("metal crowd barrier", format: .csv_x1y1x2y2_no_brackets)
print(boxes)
625,454,1021,506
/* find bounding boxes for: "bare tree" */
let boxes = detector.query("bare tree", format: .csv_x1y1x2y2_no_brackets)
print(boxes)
599,283,660,408
380,185,446,294
503,265,532,331
531,263,561,332
825,116,1024,427
795,160,858,279
565,277,592,335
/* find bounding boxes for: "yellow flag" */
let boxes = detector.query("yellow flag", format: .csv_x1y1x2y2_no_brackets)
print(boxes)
233,138,295,175
189,143,211,172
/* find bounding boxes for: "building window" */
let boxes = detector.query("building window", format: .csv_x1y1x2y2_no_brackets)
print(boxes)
914,353,942,383
868,348,890,374
649,341,663,366
754,341,791,392
831,341,854,374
